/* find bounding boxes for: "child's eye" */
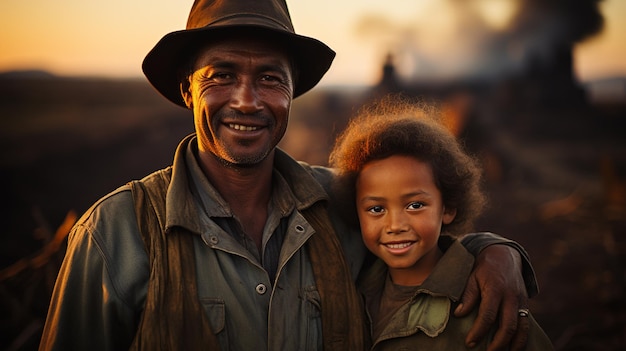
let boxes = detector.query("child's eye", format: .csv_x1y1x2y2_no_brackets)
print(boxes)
367,206,385,214
407,202,424,210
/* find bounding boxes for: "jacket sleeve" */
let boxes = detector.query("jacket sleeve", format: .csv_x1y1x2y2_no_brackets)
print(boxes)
459,232,539,297
39,190,148,351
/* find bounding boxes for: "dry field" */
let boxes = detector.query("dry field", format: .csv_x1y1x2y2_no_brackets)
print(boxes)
1,75,624,350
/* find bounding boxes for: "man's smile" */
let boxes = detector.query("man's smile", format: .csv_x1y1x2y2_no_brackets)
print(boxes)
229,123,260,131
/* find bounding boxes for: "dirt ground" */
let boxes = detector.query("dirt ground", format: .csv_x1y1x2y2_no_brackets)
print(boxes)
1,77,624,350
474,136,626,350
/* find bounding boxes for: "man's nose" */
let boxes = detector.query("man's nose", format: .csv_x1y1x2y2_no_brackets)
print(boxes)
230,79,263,114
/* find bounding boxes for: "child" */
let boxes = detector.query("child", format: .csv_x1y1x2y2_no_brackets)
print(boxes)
329,98,553,350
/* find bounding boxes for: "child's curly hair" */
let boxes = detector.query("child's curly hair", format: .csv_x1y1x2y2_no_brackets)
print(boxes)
329,96,486,235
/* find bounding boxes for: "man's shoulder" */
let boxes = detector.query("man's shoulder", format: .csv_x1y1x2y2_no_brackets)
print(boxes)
67,181,149,309
77,184,134,224
77,167,173,228
71,180,147,263
297,162,336,191
71,184,139,252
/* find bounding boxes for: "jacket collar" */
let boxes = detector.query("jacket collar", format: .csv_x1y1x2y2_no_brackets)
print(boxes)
418,237,475,301
360,238,475,339
163,134,328,234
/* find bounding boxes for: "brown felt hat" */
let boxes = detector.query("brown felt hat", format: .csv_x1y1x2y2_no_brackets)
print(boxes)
142,0,335,108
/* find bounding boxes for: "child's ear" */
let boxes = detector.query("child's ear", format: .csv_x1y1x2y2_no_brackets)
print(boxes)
442,206,457,225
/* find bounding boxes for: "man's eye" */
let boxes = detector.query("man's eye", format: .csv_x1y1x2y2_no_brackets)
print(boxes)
260,74,283,83
209,72,232,81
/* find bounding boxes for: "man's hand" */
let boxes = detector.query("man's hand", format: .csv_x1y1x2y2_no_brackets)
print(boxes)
454,244,529,351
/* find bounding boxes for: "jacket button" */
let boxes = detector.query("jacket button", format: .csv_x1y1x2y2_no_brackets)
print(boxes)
209,236,219,244
255,283,267,295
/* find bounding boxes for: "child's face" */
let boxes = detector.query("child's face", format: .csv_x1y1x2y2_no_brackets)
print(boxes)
356,155,456,286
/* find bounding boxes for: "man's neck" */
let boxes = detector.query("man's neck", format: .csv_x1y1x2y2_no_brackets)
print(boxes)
198,150,274,250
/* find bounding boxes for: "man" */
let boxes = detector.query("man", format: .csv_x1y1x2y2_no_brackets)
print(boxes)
39,0,538,350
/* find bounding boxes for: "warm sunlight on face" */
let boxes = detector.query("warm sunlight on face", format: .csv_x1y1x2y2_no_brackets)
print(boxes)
356,155,456,286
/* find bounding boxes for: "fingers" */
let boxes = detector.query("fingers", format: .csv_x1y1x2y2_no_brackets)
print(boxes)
485,295,518,351
461,244,531,349
454,272,480,317
464,285,501,349
509,310,530,351
484,289,530,351
510,294,530,351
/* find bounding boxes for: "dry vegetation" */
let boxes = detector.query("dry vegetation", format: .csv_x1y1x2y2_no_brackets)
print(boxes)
1,75,624,350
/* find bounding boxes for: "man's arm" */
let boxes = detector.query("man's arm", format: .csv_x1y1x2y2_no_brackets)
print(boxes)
39,192,147,351
458,232,538,351
461,232,538,297
39,227,138,350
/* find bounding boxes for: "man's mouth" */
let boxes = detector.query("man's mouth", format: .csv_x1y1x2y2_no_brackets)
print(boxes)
229,123,259,131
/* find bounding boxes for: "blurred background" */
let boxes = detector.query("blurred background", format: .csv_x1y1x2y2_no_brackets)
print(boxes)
1,0,625,350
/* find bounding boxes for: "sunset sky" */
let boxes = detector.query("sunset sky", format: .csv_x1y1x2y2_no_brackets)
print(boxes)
1,0,624,86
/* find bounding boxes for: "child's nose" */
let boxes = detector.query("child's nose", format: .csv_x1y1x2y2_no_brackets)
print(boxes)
386,210,409,234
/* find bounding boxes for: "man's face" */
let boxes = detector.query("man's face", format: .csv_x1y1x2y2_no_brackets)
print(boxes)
182,37,294,167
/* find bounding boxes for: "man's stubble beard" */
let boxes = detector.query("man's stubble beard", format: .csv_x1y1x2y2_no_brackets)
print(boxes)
216,141,274,170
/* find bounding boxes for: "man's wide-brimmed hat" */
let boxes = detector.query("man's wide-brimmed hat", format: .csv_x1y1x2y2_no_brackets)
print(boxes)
142,0,335,108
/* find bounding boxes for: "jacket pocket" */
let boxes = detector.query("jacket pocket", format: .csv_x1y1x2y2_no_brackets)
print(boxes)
200,298,228,349
303,287,322,351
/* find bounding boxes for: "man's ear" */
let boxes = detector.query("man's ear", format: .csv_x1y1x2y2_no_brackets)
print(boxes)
442,206,457,225
180,79,193,109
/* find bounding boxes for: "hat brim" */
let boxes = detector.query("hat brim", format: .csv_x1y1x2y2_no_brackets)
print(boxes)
142,25,335,108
